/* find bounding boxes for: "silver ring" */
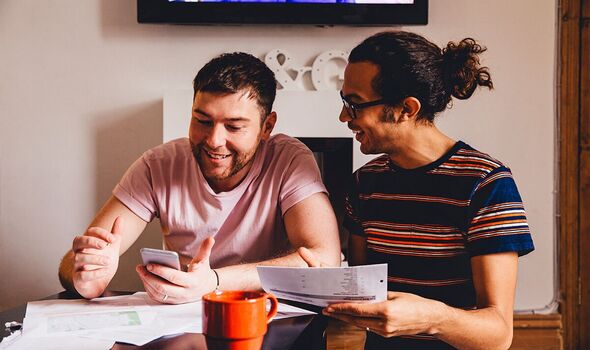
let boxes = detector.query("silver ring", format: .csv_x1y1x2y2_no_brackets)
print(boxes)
366,327,370,332
162,293,168,302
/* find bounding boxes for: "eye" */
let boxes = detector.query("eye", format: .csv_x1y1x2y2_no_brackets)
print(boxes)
195,118,212,126
226,125,243,132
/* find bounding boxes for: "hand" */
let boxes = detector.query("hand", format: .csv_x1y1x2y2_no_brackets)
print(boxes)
297,247,329,267
71,216,124,299
137,237,217,304
322,291,445,338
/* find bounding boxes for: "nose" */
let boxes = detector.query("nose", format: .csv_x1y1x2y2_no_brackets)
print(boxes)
339,106,352,123
205,123,226,149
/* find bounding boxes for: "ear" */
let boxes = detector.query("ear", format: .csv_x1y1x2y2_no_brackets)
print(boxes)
261,111,277,141
400,97,421,120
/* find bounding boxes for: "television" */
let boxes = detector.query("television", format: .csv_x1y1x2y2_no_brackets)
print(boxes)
137,0,428,26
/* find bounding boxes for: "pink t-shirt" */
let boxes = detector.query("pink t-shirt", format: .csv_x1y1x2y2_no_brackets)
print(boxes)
113,134,327,268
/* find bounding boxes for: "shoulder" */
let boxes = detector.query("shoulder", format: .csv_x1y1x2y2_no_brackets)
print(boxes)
265,133,312,156
262,134,315,168
142,138,192,164
441,142,511,179
352,154,390,182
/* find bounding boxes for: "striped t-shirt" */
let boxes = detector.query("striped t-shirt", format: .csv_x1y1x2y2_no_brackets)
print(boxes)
343,141,534,349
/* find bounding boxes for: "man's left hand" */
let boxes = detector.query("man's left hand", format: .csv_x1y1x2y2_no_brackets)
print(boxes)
322,291,445,338
136,237,217,304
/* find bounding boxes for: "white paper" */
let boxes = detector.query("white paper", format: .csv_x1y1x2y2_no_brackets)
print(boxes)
274,302,316,320
257,264,388,307
11,292,315,347
0,330,114,350
21,293,200,346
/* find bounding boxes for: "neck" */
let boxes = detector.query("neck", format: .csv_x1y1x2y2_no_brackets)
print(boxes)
207,160,254,193
388,122,456,170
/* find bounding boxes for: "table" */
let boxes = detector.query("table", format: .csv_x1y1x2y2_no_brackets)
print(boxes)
0,291,366,349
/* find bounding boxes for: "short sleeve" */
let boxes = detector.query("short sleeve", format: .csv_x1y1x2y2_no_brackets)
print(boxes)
465,167,535,257
112,154,158,222
279,145,327,216
343,171,364,236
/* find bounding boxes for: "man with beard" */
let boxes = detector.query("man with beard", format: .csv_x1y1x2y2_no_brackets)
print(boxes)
58,52,341,304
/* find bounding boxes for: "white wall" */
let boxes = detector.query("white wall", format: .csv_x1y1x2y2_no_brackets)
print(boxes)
0,0,556,312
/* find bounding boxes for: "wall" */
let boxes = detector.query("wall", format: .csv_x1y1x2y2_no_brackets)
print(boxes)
0,0,556,312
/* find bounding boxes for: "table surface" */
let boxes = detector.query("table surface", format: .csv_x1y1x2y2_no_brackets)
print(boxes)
0,291,357,350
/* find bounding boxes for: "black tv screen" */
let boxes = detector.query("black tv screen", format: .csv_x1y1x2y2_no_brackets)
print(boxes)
137,0,428,26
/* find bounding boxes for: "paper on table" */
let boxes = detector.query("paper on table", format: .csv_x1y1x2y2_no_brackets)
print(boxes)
22,292,200,346
257,264,388,307
17,292,315,347
0,330,114,350
275,302,316,320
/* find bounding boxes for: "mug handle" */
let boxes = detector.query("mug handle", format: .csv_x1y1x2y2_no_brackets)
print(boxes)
266,293,278,323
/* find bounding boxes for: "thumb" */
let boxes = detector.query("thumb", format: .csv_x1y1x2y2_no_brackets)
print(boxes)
387,291,401,300
188,237,215,269
298,247,322,267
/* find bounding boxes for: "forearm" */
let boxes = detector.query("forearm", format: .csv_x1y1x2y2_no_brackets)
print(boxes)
431,303,512,350
216,246,340,291
58,250,76,292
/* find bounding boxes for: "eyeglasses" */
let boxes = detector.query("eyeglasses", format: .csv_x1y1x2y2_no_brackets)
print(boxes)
339,91,386,119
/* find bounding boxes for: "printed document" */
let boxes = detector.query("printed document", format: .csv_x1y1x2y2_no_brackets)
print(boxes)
257,264,388,307
5,292,313,348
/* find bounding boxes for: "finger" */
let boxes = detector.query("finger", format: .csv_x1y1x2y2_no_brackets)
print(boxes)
324,302,384,318
74,253,111,267
146,264,189,287
72,236,108,252
323,312,387,335
387,291,405,299
75,268,110,282
141,279,161,302
137,266,179,303
136,265,177,291
297,247,321,267
189,237,215,267
86,227,116,243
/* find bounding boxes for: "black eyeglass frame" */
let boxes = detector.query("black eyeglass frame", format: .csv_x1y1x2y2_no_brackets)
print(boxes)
339,91,386,119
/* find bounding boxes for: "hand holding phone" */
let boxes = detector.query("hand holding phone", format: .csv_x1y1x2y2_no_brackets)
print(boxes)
140,248,181,270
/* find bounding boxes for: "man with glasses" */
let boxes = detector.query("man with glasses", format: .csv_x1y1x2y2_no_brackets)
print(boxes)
302,31,534,349
59,52,341,304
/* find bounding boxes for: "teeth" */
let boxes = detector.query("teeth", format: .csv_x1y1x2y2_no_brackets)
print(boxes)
206,151,230,159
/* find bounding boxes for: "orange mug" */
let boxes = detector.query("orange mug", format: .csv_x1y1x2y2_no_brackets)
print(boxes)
202,290,278,350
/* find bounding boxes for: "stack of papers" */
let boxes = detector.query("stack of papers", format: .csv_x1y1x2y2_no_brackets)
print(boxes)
0,292,314,350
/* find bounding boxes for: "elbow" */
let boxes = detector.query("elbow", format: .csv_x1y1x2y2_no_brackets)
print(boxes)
497,327,513,350
490,312,513,350
312,246,342,267
328,246,343,267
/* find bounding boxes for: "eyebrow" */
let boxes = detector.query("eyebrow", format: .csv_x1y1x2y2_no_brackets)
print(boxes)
193,108,250,122
342,92,364,102
193,108,211,117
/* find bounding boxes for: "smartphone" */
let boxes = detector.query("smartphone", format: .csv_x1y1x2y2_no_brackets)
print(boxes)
140,248,181,270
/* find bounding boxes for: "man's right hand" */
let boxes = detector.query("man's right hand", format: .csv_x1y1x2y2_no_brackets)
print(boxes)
71,216,124,298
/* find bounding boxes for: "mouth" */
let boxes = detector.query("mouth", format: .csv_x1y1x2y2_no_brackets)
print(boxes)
203,149,231,160
350,128,365,142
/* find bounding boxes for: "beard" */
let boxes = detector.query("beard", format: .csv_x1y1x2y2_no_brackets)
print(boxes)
190,138,261,183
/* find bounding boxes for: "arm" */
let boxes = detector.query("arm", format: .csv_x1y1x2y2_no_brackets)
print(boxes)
58,195,148,298
323,251,518,350
136,192,341,303
217,191,342,285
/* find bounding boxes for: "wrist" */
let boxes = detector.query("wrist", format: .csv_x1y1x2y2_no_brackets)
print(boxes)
427,300,454,336
211,268,220,291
